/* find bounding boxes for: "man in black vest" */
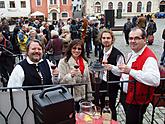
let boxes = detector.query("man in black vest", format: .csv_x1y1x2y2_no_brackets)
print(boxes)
98,29,125,121
7,39,59,90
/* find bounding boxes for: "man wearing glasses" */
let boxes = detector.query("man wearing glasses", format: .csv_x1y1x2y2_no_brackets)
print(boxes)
118,27,160,124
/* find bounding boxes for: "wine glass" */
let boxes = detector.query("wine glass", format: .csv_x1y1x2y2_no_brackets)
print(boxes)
51,61,57,70
74,64,79,69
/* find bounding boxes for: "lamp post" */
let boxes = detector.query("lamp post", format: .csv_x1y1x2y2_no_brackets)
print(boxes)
89,59,105,106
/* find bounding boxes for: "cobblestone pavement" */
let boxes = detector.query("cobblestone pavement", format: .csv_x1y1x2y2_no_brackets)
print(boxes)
88,18,165,124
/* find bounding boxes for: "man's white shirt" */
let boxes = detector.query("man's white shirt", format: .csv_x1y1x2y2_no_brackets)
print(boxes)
120,46,160,93
7,57,53,89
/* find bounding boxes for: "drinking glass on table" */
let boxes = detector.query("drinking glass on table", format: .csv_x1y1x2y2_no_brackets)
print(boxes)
92,106,101,120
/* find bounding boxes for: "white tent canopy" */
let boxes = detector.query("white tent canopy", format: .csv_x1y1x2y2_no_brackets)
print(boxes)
30,11,44,16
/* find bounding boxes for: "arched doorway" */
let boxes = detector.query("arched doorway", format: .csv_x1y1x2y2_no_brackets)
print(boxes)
160,1,165,12
52,12,57,20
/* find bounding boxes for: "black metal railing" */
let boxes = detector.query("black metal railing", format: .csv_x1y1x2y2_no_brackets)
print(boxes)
0,78,164,124
0,83,88,124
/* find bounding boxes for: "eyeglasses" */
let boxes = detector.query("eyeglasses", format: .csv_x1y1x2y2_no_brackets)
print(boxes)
72,47,82,51
129,36,143,41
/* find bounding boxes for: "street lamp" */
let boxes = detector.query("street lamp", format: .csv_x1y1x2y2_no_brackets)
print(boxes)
89,59,105,106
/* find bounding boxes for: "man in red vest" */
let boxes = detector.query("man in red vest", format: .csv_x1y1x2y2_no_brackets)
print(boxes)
118,27,160,124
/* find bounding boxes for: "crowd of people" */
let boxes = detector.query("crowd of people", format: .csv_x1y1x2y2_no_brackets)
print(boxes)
123,14,157,45
0,15,163,124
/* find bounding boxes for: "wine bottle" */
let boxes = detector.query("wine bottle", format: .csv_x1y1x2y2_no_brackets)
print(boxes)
102,96,112,124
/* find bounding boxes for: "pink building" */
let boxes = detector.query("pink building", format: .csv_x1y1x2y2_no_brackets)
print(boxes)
30,0,72,21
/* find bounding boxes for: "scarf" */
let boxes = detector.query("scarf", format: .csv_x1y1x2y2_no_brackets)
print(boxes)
77,56,85,75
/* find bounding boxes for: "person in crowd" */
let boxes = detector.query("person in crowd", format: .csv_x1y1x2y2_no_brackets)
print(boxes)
146,19,157,36
0,18,10,40
123,18,133,45
132,16,138,28
76,18,82,39
58,19,64,35
43,22,51,43
45,30,63,66
0,31,14,87
58,39,93,111
81,16,88,43
26,29,39,45
10,23,21,54
146,19,157,45
98,29,125,121
84,24,92,58
93,22,101,57
137,14,147,30
36,28,48,48
60,26,71,55
70,19,78,40
17,25,28,53
160,28,165,66
115,27,159,124
7,39,59,90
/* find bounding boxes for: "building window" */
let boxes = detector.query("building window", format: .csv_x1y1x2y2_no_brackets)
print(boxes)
50,0,56,4
36,0,41,6
62,12,68,17
118,2,122,9
146,1,152,12
137,1,142,12
0,1,5,8
21,1,26,8
9,1,15,8
108,2,113,10
127,2,132,12
95,2,101,13
63,0,67,4
50,0,53,4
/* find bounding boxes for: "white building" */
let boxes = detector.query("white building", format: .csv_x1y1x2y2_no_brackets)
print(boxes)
0,0,31,19
72,0,82,12
84,0,164,17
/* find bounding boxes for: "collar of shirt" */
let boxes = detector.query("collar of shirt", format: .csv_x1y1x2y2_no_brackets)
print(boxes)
26,56,43,66
131,45,147,57
129,45,147,62
103,46,113,59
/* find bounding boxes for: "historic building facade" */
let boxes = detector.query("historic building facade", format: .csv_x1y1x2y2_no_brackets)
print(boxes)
31,0,72,21
0,0,31,18
84,0,165,17
0,0,72,21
